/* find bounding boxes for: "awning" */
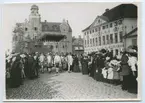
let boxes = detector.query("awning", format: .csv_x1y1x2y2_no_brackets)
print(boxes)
39,34,66,42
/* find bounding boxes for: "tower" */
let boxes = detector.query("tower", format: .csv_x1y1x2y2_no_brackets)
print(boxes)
29,4,41,39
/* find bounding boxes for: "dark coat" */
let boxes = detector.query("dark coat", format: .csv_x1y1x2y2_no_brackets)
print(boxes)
10,57,22,87
120,54,131,76
82,57,89,74
72,56,80,72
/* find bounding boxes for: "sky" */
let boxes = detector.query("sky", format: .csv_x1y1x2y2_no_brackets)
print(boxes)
3,2,138,51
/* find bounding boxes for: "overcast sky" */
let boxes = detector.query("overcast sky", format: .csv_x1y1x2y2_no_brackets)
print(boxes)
3,2,138,51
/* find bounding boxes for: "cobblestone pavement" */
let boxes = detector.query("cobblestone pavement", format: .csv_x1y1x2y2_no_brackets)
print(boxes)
6,71,137,100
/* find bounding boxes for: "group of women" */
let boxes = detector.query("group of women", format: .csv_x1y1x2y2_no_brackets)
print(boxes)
6,52,40,88
80,48,138,94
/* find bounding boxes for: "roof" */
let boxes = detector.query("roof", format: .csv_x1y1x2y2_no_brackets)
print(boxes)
82,4,137,32
124,28,137,38
39,33,66,42
102,4,137,22
41,21,72,32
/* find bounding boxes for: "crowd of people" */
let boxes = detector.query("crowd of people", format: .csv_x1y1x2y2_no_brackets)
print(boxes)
5,52,80,88
81,47,138,94
6,47,138,94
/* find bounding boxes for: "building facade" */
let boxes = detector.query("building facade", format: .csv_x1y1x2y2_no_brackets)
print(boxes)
82,4,137,56
72,35,84,55
12,4,72,54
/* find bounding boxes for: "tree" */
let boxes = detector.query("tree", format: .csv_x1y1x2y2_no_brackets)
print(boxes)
12,23,25,53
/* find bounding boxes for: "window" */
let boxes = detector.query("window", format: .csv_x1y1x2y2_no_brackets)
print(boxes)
25,28,28,31
92,29,94,33
87,31,89,34
95,28,97,32
110,34,113,43
99,37,101,45
103,36,105,45
93,38,95,46
110,23,112,27
106,35,109,44
96,37,98,46
115,49,118,55
99,27,101,31
90,30,91,34
115,33,118,43
90,39,91,46
34,27,37,31
106,25,108,29
98,19,100,23
102,26,105,29
119,31,123,42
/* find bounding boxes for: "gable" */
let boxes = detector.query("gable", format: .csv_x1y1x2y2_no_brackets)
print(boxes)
90,16,108,28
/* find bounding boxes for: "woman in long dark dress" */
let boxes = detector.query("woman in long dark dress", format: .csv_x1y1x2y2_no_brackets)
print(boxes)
120,51,131,91
24,54,29,78
10,55,22,88
81,55,89,75
90,54,96,78
72,55,80,72
27,54,35,79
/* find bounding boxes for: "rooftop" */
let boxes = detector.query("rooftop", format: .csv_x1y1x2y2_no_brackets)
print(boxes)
82,4,137,32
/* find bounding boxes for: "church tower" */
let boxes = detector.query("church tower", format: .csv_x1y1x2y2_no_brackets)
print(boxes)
29,4,41,40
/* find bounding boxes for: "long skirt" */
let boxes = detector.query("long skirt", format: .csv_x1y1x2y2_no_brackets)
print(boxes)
128,72,138,93
82,63,88,74
73,64,80,72
94,68,103,81
10,65,22,88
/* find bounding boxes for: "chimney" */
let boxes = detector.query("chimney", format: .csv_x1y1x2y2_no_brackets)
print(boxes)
105,8,109,12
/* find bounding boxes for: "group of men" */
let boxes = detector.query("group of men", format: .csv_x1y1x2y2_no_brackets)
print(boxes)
6,51,75,88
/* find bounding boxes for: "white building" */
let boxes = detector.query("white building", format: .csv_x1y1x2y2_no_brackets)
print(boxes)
82,4,137,56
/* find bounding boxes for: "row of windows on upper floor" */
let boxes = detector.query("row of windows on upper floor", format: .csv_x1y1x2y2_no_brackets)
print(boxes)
84,31,123,47
84,19,123,35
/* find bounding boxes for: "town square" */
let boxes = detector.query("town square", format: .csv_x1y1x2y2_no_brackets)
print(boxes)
4,2,138,100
